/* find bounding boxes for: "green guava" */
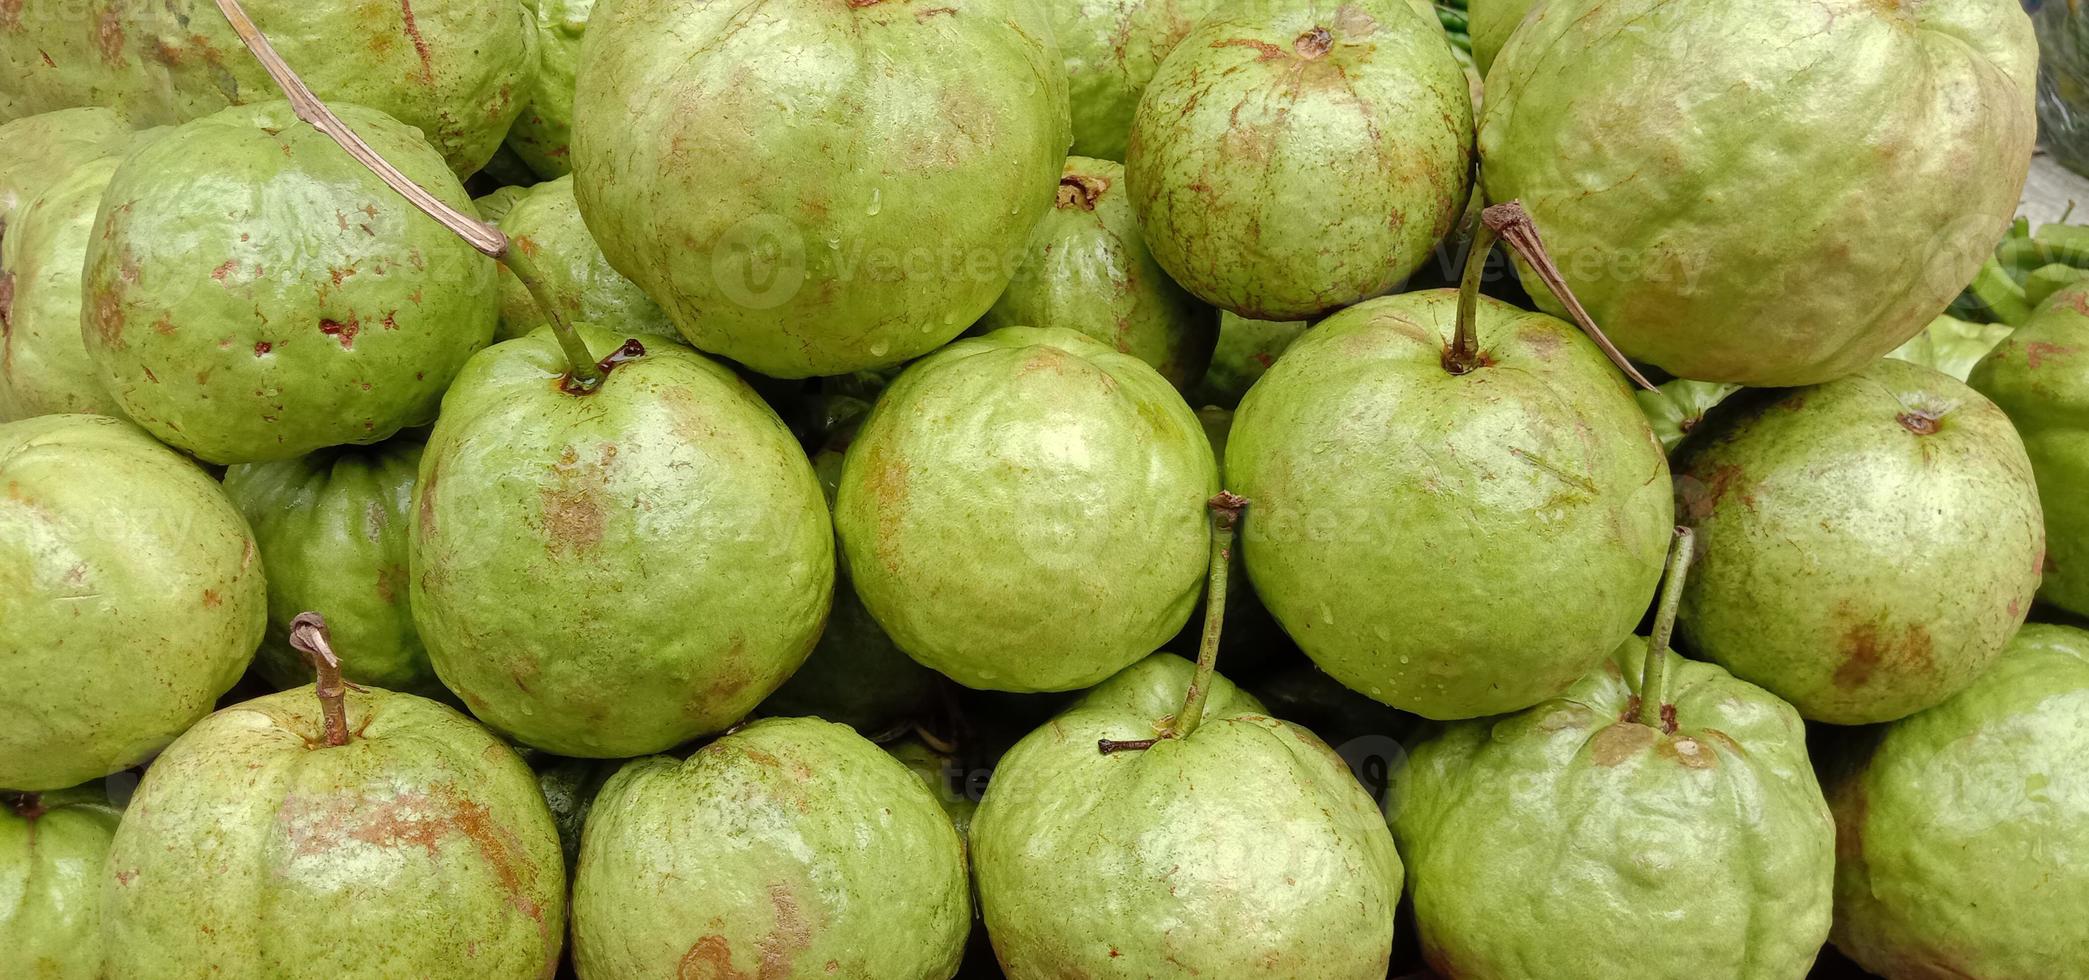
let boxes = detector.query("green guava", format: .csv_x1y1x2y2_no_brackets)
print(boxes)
1481,0,2037,386
103,675,566,977
0,107,135,235
570,0,1070,378
1888,314,2014,383
0,12,160,124
972,653,1404,977
1675,357,2044,724
411,326,833,757
1226,290,1673,718
1634,378,1740,455
1187,312,1309,409
1825,623,2089,976
222,436,435,695
81,101,497,465
1465,0,1535,76
1971,282,2089,618
473,185,532,227
1127,0,1473,321
494,175,674,343
1393,638,1835,978
1,784,122,980
571,717,970,978
1051,0,1220,161
2,157,130,420
833,326,1218,693
978,156,1218,391
1,414,263,791
886,736,977,844
508,0,595,178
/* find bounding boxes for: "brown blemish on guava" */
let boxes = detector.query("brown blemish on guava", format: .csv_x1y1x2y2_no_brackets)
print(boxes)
211,260,237,282
757,882,813,977
1691,462,1754,518
1834,621,1932,690
914,5,956,19
0,0,23,31
2025,341,2076,369
1587,722,1655,765
1896,411,1939,435
91,287,126,349
254,340,272,356
1656,735,1714,769
320,317,360,349
862,447,910,573
397,0,436,84
0,271,14,331
1292,26,1333,59
151,313,177,336
1056,173,1108,211
94,7,125,66
678,936,746,980
540,445,618,554
278,785,546,926
202,589,222,608
1212,36,1287,61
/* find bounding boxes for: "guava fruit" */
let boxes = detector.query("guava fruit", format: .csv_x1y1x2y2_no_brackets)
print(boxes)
474,185,532,227
571,717,970,979
1052,0,1221,161
494,175,674,343
1,414,263,791
1675,357,2044,724
81,100,497,465
0,11,161,124
1634,378,1740,455
1971,282,2089,618
1481,0,2037,386
1187,312,1309,409
1,157,130,420
1888,314,2015,383
0,107,135,236
531,755,615,871
1825,623,2089,977
886,736,977,843
1,784,122,980
508,0,596,178
1226,288,1672,718
570,0,1071,378
222,435,435,695
978,156,1218,391
103,616,566,978
1464,0,1534,76
1127,0,1473,321
833,326,1217,692
1392,530,1837,979
412,325,833,757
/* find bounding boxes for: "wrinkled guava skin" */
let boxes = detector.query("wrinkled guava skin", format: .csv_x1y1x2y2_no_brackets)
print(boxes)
979,157,1218,391
103,686,566,978
572,0,1071,379
1482,0,2036,386
973,654,1403,978
1465,0,1535,76
1,157,129,420
1393,638,1834,979
1188,311,1309,409
1,785,122,980
1052,0,1219,161
834,326,1217,693
572,717,970,980
1826,623,2089,977
0,415,263,791
0,108,134,234
1227,290,1672,719
1889,314,2014,383
1127,0,1473,321
509,0,595,178
495,175,674,343
1971,283,2089,618
222,436,435,695
411,326,833,758
1675,358,2044,725
81,101,497,465
1634,378,1740,455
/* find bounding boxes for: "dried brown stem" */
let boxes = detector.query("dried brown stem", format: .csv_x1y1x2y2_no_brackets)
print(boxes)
287,612,351,747
1483,201,1656,391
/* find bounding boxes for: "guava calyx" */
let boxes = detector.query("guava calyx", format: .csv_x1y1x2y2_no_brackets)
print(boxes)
1057,173,1108,211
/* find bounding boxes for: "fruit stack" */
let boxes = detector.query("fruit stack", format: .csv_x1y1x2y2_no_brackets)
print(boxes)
2,0,2082,977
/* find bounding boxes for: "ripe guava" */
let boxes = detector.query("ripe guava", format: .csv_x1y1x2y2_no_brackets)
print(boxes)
508,0,596,178
571,717,970,979
0,107,135,235
1971,282,2089,618
1481,0,2037,385
1052,0,1220,161
1,785,122,980
2,156,132,420
1127,0,1473,321
81,100,496,465
494,175,674,343
1187,312,1308,409
979,156,1218,391
1825,623,2089,976
833,326,1217,693
1676,357,2044,724
1,414,263,791
571,0,1070,378
411,326,833,757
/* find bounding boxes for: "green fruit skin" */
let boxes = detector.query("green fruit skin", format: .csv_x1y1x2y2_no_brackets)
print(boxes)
1888,314,2014,384
509,0,594,178
979,157,1218,392
1827,623,2089,977
834,326,1218,693
973,654,1403,978
103,686,566,979
1971,284,2089,618
2,157,128,420
571,0,1071,379
1675,358,2044,725
495,175,675,343
885,737,978,844
1188,311,1309,409
1481,0,2036,386
1227,290,1673,719
1053,0,1220,162
571,717,970,980
1393,638,1834,979
0,108,135,231
81,101,497,465
0,786,123,980
1,414,264,791
1465,0,1535,76
411,326,834,758
1633,378,1740,455
474,185,532,227
1127,0,1473,321
222,436,436,695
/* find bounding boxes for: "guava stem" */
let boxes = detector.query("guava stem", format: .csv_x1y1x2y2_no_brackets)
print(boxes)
4,793,43,820
287,612,352,747
209,0,606,393
1169,491,1249,741
1446,213,1499,375
1482,202,1657,391
1635,526,1695,732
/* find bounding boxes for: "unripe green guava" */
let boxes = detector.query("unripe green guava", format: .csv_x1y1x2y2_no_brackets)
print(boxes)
572,717,970,979
474,185,532,227
1971,282,2089,619
81,101,496,465
1052,0,1221,161
1187,312,1309,409
1,785,123,980
1675,358,2044,724
571,0,1071,378
0,107,135,234
834,326,1217,693
508,0,596,178
2,157,129,420
494,175,674,343
1,414,263,791
1465,0,1536,76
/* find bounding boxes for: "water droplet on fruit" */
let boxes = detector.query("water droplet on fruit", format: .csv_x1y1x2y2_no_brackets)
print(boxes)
869,340,890,357
865,188,882,216
824,236,842,251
